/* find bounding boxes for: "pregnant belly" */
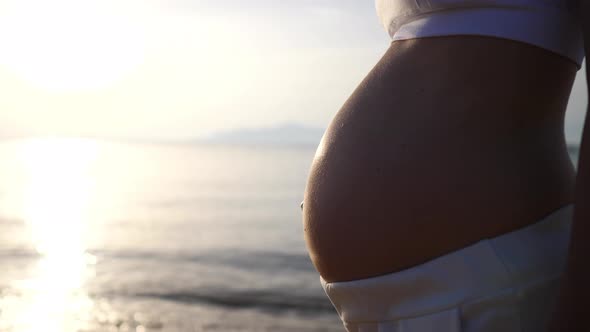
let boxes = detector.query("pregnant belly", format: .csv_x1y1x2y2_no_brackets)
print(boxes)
302,37,577,283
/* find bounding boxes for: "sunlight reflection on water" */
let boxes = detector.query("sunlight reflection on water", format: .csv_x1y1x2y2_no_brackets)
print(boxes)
0,138,99,332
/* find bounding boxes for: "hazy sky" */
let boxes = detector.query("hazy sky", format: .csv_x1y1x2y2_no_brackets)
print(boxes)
0,0,586,143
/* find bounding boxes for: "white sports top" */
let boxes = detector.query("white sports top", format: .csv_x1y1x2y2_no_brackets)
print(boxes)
376,0,585,67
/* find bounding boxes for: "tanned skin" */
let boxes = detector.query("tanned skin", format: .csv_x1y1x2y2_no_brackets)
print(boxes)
303,36,577,283
549,3,590,331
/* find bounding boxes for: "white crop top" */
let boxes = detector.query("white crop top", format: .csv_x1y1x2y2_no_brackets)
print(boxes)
376,0,585,67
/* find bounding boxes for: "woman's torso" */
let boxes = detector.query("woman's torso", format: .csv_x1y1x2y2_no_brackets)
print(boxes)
303,36,578,282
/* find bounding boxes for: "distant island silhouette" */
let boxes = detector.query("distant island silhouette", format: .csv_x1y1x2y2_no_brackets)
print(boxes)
203,125,582,152
202,123,325,146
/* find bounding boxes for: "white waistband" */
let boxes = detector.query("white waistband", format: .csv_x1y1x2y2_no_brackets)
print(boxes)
378,5,584,67
322,205,573,324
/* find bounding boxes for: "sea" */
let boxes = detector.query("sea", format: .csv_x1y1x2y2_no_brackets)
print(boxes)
0,138,581,332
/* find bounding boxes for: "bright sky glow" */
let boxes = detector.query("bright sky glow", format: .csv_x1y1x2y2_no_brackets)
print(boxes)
0,0,146,92
0,0,585,142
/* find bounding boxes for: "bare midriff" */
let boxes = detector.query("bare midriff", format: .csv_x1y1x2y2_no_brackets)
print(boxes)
302,36,578,283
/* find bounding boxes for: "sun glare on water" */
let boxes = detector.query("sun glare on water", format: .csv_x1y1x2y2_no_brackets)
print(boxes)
0,138,101,332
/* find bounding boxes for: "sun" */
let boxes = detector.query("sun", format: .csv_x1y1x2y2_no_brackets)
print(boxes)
0,0,146,92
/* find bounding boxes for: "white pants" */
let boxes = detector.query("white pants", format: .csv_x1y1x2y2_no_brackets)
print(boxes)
322,205,573,332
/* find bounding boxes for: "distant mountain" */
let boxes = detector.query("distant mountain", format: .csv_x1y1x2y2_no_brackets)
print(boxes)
203,123,325,146
203,128,583,149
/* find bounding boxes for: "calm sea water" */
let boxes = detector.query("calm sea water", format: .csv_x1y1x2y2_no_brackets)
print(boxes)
0,139,582,332
0,138,340,332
